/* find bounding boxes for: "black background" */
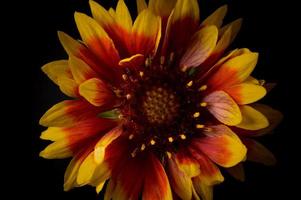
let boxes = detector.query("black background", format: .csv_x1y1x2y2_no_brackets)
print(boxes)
5,0,298,199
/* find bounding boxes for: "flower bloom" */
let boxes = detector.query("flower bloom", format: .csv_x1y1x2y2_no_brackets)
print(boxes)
40,0,282,199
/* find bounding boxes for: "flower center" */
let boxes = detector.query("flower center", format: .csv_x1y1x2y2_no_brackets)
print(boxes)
141,86,180,125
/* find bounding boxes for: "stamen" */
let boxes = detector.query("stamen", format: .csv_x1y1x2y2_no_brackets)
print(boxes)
200,102,207,107
160,56,165,65
140,144,146,151
131,148,138,158
180,134,186,140
204,127,212,132
139,71,144,77
196,124,205,129
122,74,128,81
166,151,172,159
186,81,193,87
168,137,174,143
128,134,134,140
259,80,266,86
198,85,207,91
169,52,175,63
150,139,156,145
145,58,151,67
126,94,132,100
193,112,200,118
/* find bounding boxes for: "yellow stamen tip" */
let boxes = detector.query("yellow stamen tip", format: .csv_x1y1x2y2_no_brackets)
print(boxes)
196,124,205,129
180,134,186,140
128,134,134,140
166,151,172,159
140,144,146,151
199,85,207,91
150,139,156,145
168,137,174,143
122,74,128,81
193,112,200,118
139,71,144,77
187,81,193,87
126,94,132,100
200,102,207,107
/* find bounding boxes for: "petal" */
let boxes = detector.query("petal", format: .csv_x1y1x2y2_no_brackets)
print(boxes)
225,83,267,105
193,177,213,200
163,0,200,54
203,91,242,126
251,104,283,136
57,77,78,97
58,31,83,56
136,0,147,13
79,78,115,107
226,163,245,181
193,125,247,168
41,60,72,85
69,55,97,84
167,156,193,200
219,18,243,41
243,139,276,166
89,0,115,29
118,54,145,68
131,9,162,55
39,100,100,127
189,148,224,186
180,26,218,71
208,51,259,89
77,151,98,186
143,153,173,200
174,150,200,178
149,0,177,18
64,149,91,191
115,0,133,33
236,105,269,130
39,139,72,159
201,5,228,28
74,12,120,69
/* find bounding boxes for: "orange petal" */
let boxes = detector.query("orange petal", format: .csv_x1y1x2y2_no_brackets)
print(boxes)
79,78,115,107
136,0,147,13
143,153,173,200
174,150,200,178
243,139,276,166
236,105,269,130
69,56,97,84
208,51,258,89
193,125,247,168
226,163,245,181
131,9,162,55
180,26,218,71
203,91,242,126
41,60,72,85
39,100,101,127
202,5,228,28
189,148,224,186
167,156,193,200
225,83,267,105
118,54,145,68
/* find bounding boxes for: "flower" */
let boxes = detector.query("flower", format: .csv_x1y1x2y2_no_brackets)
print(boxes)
39,0,282,199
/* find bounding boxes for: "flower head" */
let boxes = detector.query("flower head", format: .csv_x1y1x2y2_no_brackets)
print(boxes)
40,0,282,199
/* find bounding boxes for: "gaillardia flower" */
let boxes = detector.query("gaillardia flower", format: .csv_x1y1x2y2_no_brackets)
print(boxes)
40,0,282,199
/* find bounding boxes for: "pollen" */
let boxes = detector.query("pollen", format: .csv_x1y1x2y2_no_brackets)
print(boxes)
180,134,186,140
186,80,193,87
196,124,205,129
168,137,174,143
150,139,156,145
200,102,207,107
193,112,200,118
198,85,207,91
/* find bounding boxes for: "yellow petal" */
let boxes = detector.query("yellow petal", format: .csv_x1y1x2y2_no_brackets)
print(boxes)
77,151,99,186
41,60,72,85
108,8,116,18
202,5,228,28
115,0,132,32
57,77,78,97
204,91,242,126
136,0,147,13
172,0,199,24
149,0,177,17
180,26,218,71
193,177,213,200
96,181,106,194
89,0,115,28
39,140,72,159
225,83,267,105
69,56,96,84
236,105,269,130
40,127,67,141
79,78,113,107
118,54,145,68
58,31,83,56
132,9,162,55
219,18,243,41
